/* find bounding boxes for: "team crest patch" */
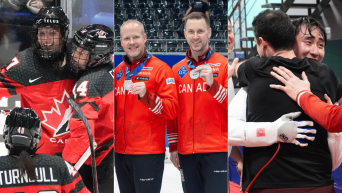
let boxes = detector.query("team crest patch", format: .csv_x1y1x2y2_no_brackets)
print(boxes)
116,69,123,82
166,78,175,85
177,66,188,79
256,128,266,137
97,30,108,38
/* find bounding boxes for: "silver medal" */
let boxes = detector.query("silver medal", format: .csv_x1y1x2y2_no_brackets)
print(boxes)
189,69,200,79
124,80,133,90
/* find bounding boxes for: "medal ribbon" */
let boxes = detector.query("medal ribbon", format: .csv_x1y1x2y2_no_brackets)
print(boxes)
187,47,213,69
125,51,152,80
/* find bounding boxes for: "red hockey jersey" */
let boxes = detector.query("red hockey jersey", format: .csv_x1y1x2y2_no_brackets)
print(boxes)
0,48,76,155
0,154,90,193
167,49,228,154
62,64,114,166
114,53,179,155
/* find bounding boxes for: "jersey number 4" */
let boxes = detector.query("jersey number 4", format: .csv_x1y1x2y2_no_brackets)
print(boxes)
73,81,89,98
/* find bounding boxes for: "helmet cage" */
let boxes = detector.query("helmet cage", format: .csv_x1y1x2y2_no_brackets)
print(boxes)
32,6,69,61
67,25,114,74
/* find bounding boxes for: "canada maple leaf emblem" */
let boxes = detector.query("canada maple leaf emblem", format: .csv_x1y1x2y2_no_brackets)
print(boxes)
179,118,193,152
114,121,142,153
41,90,73,137
179,118,211,152
124,122,141,153
194,119,211,151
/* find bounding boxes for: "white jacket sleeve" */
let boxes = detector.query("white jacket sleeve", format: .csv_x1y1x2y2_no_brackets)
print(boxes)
228,87,279,147
228,77,235,105
228,78,234,157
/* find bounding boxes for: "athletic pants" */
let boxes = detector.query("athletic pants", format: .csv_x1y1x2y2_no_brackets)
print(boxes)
115,152,164,193
179,152,228,193
251,184,335,193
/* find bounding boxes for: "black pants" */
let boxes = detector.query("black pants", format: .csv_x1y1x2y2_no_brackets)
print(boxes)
179,152,228,193
78,148,114,193
115,152,165,193
250,184,335,193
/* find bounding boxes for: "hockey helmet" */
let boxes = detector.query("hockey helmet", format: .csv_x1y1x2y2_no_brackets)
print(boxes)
32,6,69,61
3,107,42,154
67,24,114,73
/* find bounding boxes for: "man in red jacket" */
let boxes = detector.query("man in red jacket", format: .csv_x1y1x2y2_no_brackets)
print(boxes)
167,12,228,193
114,20,179,193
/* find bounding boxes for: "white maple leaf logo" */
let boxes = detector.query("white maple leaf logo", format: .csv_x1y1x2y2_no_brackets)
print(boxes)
41,90,73,137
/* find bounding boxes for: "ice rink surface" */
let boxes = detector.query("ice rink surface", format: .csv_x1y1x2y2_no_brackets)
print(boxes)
114,150,184,193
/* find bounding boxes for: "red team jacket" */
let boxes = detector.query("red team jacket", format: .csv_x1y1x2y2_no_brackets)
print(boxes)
0,154,90,193
114,51,179,155
62,64,114,166
297,91,342,133
0,48,76,155
167,48,228,154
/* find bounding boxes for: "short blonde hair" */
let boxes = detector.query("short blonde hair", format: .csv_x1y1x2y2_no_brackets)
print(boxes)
120,20,145,36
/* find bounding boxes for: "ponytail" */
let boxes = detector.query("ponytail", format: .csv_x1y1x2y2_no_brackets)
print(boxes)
17,150,37,181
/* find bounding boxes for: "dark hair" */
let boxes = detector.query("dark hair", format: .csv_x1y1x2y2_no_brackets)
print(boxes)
292,17,327,46
184,12,210,29
18,150,37,181
252,9,295,51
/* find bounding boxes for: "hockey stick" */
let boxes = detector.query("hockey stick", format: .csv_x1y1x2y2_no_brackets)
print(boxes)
67,98,99,193
74,142,97,171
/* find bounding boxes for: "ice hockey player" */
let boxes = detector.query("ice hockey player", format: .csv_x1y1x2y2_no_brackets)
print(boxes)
0,6,77,155
62,24,114,193
0,107,90,193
